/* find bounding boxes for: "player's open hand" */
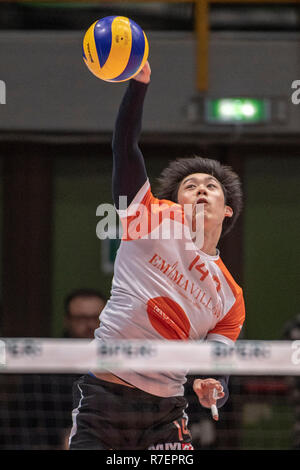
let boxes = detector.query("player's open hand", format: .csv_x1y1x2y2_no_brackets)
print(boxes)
193,378,224,408
133,61,151,84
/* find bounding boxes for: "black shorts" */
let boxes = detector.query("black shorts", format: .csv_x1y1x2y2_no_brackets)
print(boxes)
69,373,193,450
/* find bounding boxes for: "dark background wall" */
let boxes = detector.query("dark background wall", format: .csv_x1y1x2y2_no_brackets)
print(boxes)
244,152,300,340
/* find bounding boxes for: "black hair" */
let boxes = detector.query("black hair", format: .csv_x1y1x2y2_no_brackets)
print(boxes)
64,288,106,316
155,155,243,237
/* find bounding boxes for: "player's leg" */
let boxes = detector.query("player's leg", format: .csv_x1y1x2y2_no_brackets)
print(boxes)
68,375,110,450
140,395,194,450
146,416,194,450
69,374,144,450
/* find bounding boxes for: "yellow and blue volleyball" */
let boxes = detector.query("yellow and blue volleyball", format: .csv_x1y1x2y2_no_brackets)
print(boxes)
82,16,149,82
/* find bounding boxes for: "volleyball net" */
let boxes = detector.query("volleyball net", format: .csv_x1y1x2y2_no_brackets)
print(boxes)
0,338,299,450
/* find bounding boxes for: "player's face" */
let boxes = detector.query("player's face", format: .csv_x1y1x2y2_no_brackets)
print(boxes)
65,296,105,338
177,173,233,232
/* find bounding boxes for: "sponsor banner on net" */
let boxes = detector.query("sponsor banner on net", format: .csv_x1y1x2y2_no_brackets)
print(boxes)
94,340,300,375
0,338,299,374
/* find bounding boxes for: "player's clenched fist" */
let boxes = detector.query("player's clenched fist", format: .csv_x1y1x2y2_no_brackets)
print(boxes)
193,378,224,408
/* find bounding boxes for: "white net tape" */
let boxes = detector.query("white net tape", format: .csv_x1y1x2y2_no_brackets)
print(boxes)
1,338,300,375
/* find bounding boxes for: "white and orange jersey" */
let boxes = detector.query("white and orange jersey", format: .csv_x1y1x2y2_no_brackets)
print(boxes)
94,180,245,397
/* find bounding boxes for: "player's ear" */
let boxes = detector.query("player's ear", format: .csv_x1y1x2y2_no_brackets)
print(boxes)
225,205,233,218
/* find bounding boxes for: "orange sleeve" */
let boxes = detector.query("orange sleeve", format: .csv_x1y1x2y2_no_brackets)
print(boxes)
208,291,245,342
120,185,184,241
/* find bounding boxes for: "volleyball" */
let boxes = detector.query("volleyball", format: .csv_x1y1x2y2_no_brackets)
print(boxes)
82,16,149,82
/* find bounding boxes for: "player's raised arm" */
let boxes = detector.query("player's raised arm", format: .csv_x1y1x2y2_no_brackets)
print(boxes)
112,61,151,210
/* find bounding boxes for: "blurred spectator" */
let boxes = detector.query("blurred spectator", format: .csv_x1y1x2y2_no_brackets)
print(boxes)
282,313,300,449
63,288,106,339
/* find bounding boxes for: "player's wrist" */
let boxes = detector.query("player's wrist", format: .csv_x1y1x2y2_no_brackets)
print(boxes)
133,75,150,84
133,61,151,84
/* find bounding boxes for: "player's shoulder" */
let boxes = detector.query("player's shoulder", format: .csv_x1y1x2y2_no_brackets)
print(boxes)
214,257,243,297
131,180,178,208
142,184,183,216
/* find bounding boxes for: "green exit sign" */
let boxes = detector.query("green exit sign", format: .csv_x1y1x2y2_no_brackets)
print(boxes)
205,98,270,124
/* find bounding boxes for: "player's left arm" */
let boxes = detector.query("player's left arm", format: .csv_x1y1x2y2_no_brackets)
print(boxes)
193,374,228,409
194,291,246,409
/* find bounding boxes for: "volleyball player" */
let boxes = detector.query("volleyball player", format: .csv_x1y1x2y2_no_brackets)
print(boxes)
69,61,245,450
